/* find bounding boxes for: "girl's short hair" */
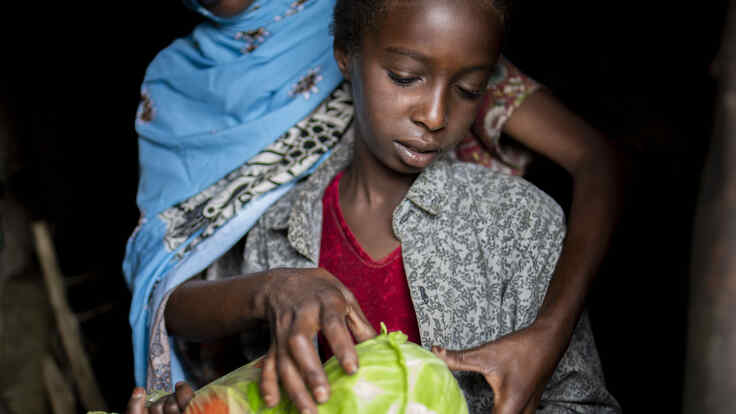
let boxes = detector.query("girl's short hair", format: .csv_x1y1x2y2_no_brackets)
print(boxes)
331,0,511,53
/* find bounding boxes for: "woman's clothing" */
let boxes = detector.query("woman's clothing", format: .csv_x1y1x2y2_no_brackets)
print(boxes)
126,0,349,388
240,130,620,413
317,170,421,361
456,56,540,175
125,0,540,391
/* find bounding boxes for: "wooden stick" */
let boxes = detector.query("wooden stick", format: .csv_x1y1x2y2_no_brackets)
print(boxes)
684,1,736,412
32,221,108,412
42,354,77,414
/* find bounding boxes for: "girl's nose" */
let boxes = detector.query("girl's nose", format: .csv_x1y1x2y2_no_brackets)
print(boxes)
412,86,447,132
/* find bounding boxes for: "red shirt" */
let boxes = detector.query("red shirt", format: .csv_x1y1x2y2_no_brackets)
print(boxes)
317,171,421,360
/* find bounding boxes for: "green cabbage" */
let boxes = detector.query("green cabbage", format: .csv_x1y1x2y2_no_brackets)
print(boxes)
319,323,468,414
90,324,468,414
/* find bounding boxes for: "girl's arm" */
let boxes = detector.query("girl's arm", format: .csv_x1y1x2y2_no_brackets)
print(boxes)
165,272,269,341
164,267,376,414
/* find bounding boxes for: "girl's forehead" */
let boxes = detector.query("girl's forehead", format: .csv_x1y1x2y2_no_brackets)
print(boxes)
375,0,502,38
369,0,503,60
381,0,499,18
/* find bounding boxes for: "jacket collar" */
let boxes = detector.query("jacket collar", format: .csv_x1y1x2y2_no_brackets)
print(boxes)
262,127,453,262
403,154,450,216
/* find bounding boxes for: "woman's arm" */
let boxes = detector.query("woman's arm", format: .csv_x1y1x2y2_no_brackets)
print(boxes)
503,88,624,336
497,89,623,412
437,88,624,413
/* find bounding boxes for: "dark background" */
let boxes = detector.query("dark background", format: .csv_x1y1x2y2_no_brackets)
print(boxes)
0,0,728,412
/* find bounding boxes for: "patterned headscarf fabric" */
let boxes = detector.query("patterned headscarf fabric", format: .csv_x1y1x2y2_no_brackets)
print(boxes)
124,0,344,388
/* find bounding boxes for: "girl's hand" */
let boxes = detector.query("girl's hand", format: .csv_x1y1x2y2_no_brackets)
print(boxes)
432,322,564,414
259,268,377,414
125,383,195,414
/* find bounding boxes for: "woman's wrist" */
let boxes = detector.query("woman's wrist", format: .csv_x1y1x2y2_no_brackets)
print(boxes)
532,296,584,339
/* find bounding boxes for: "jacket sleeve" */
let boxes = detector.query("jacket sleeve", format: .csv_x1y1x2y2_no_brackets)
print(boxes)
241,217,270,275
537,314,621,413
502,206,621,413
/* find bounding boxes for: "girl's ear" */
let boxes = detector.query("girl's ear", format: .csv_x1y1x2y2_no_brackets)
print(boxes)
333,44,351,81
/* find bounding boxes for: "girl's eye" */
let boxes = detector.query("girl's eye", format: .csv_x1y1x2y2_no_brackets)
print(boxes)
456,85,485,100
388,71,420,86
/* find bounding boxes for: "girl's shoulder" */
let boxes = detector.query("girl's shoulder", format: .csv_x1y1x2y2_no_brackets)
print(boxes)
443,159,564,224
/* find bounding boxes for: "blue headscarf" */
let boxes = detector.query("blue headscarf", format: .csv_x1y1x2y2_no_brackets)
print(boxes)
124,0,343,389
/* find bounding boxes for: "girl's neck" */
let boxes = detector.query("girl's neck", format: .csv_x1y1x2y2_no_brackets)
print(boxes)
336,139,412,260
339,141,416,212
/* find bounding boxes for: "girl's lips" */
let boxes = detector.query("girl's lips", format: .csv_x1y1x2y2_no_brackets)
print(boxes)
393,141,438,169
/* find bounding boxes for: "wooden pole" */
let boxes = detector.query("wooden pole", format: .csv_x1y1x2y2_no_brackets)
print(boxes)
684,1,736,411
42,355,77,414
31,221,108,412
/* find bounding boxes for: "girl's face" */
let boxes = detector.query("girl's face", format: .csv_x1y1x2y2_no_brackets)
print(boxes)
335,0,503,175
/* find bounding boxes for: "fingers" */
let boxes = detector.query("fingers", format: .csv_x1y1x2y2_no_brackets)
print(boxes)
432,346,526,414
321,314,358,374
286,319,330,403
174,382,194,411
520,400,536,414
491,390,526,414
140,384,193,414
277,347,319,414
260,267,375,413
149,397,164,414
431,346,491,374
260,347,281,407
521,390,543,414
312,268,375,342
147,395,177,414
125,387,146,414
320,297,365,375
163,395,181,414
252,354,266,369
345,302,377,343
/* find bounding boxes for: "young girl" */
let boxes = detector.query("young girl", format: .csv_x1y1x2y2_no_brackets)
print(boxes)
132,1,620,413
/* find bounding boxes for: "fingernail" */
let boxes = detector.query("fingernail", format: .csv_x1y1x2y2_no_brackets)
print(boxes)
263,394,275,406
345,361,357,374
314,386,328,403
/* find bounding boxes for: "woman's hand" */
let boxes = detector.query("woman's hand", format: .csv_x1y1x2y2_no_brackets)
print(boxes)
432,322,565,414
258,268,377,414
125,383,195,414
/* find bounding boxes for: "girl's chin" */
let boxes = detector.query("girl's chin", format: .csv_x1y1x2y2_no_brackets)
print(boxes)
393,141,438,169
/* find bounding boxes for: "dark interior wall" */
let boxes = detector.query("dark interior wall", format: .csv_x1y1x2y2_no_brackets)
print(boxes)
0,0,727,412
503,2,725,412
506,2,727,411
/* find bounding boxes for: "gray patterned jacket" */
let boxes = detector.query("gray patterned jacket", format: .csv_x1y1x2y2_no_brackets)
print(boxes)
242,129,620,413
